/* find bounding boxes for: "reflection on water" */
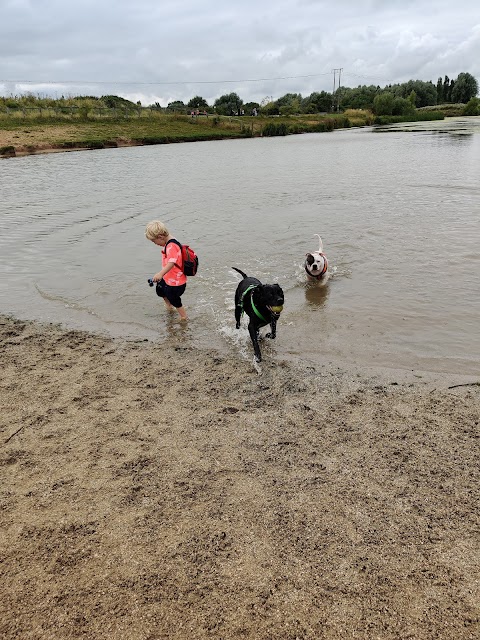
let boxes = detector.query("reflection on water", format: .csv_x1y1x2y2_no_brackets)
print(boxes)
0,116,479,375
373,115,480,136
305,283,330,308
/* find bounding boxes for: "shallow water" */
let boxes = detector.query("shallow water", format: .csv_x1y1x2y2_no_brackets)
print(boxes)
1,116,479,374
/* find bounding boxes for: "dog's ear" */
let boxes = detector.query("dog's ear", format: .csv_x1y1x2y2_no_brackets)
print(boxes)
306,253,314,265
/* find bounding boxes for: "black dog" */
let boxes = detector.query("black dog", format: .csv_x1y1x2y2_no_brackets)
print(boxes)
232,267,284,362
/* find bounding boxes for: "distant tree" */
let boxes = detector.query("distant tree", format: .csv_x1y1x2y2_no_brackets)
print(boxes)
187,95,209,109
436,77,443,103
278,95,301,115
448,80,455,101
451,72,479,103
243,101,260,114
408,90,416,106
392,97,415,116
390,80,436,107
302,91,332,113
167,100,185,111
443,76,450,101
276,93,302,108
261,101,280,115
373,92,394,115
339,85,379,110
278,104,294,116
214,92,243,115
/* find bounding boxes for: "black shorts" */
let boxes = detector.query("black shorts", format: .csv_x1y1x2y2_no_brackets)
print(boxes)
155,280,186,308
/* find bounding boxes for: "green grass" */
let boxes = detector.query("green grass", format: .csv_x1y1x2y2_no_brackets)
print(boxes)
418,104,465,117
0,109,447,154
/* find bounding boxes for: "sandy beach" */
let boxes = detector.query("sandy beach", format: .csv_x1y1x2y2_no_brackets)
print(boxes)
0,314,479,639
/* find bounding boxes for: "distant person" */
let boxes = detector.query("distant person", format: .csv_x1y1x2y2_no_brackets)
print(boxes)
145,221,187,320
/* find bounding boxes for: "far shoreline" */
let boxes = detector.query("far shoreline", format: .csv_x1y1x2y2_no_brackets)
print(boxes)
0,133,251,158
0,109,449,159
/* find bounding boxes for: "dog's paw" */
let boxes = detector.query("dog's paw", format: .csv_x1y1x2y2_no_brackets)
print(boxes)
235,322,240,329
265,332,276,340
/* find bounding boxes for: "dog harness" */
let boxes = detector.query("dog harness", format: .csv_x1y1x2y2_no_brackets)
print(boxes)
239,285,267,322
305,254,328,280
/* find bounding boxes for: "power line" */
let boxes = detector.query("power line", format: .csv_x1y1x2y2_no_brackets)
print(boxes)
0,72,334,87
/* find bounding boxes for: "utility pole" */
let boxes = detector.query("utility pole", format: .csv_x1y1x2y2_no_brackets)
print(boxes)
337,68,343,111
331,69,337,112
332,68,343,112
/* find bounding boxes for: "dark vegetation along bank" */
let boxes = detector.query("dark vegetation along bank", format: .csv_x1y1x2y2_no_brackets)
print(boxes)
0,107,447,158
1,71,478,157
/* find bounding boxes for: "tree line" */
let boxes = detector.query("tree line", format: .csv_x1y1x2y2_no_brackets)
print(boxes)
1,72,478,117
166,72,478,116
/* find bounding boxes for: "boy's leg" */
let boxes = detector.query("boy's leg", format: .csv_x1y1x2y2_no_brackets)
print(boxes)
165,284,187,320
156,279,175,310
177,306,187,320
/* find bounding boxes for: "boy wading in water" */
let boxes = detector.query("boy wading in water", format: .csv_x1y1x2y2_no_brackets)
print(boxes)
145,221,188,320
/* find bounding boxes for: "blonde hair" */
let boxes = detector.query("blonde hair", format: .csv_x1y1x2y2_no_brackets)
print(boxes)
145,220,169,241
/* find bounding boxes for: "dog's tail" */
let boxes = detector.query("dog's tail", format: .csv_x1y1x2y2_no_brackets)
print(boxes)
232,267,248,280
314,234,323,253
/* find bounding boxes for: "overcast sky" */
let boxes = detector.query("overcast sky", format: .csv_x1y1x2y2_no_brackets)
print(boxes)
1,0,479,105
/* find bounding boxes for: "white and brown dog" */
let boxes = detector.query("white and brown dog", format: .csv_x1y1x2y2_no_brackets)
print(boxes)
304,234,329,282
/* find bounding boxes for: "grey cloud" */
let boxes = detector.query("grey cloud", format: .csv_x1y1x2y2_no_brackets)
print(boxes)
0,0,478,105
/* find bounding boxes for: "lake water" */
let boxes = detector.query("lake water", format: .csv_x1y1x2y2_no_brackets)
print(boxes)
1,116,479,374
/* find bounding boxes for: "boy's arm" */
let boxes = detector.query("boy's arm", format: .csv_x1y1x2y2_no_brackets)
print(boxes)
152,262,174,282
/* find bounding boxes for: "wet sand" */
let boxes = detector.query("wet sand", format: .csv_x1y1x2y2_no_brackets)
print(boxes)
1,314,479,639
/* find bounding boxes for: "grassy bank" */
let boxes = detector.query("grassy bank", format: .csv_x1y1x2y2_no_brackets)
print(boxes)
373,110,445,125
0,108,446,157
0,110,371,156
418,103,466,117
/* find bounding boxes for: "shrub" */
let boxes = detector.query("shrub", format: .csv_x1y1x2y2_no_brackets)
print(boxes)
279,105,295,116
373,92,394,115
463,98,480,116
0,145,15,156
334,115,351,128
261,123,288,136
324,118,335,131
78,105,91,120
83,140,105,149
240,124,253,137
288,123,304,134
392,97,415,116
